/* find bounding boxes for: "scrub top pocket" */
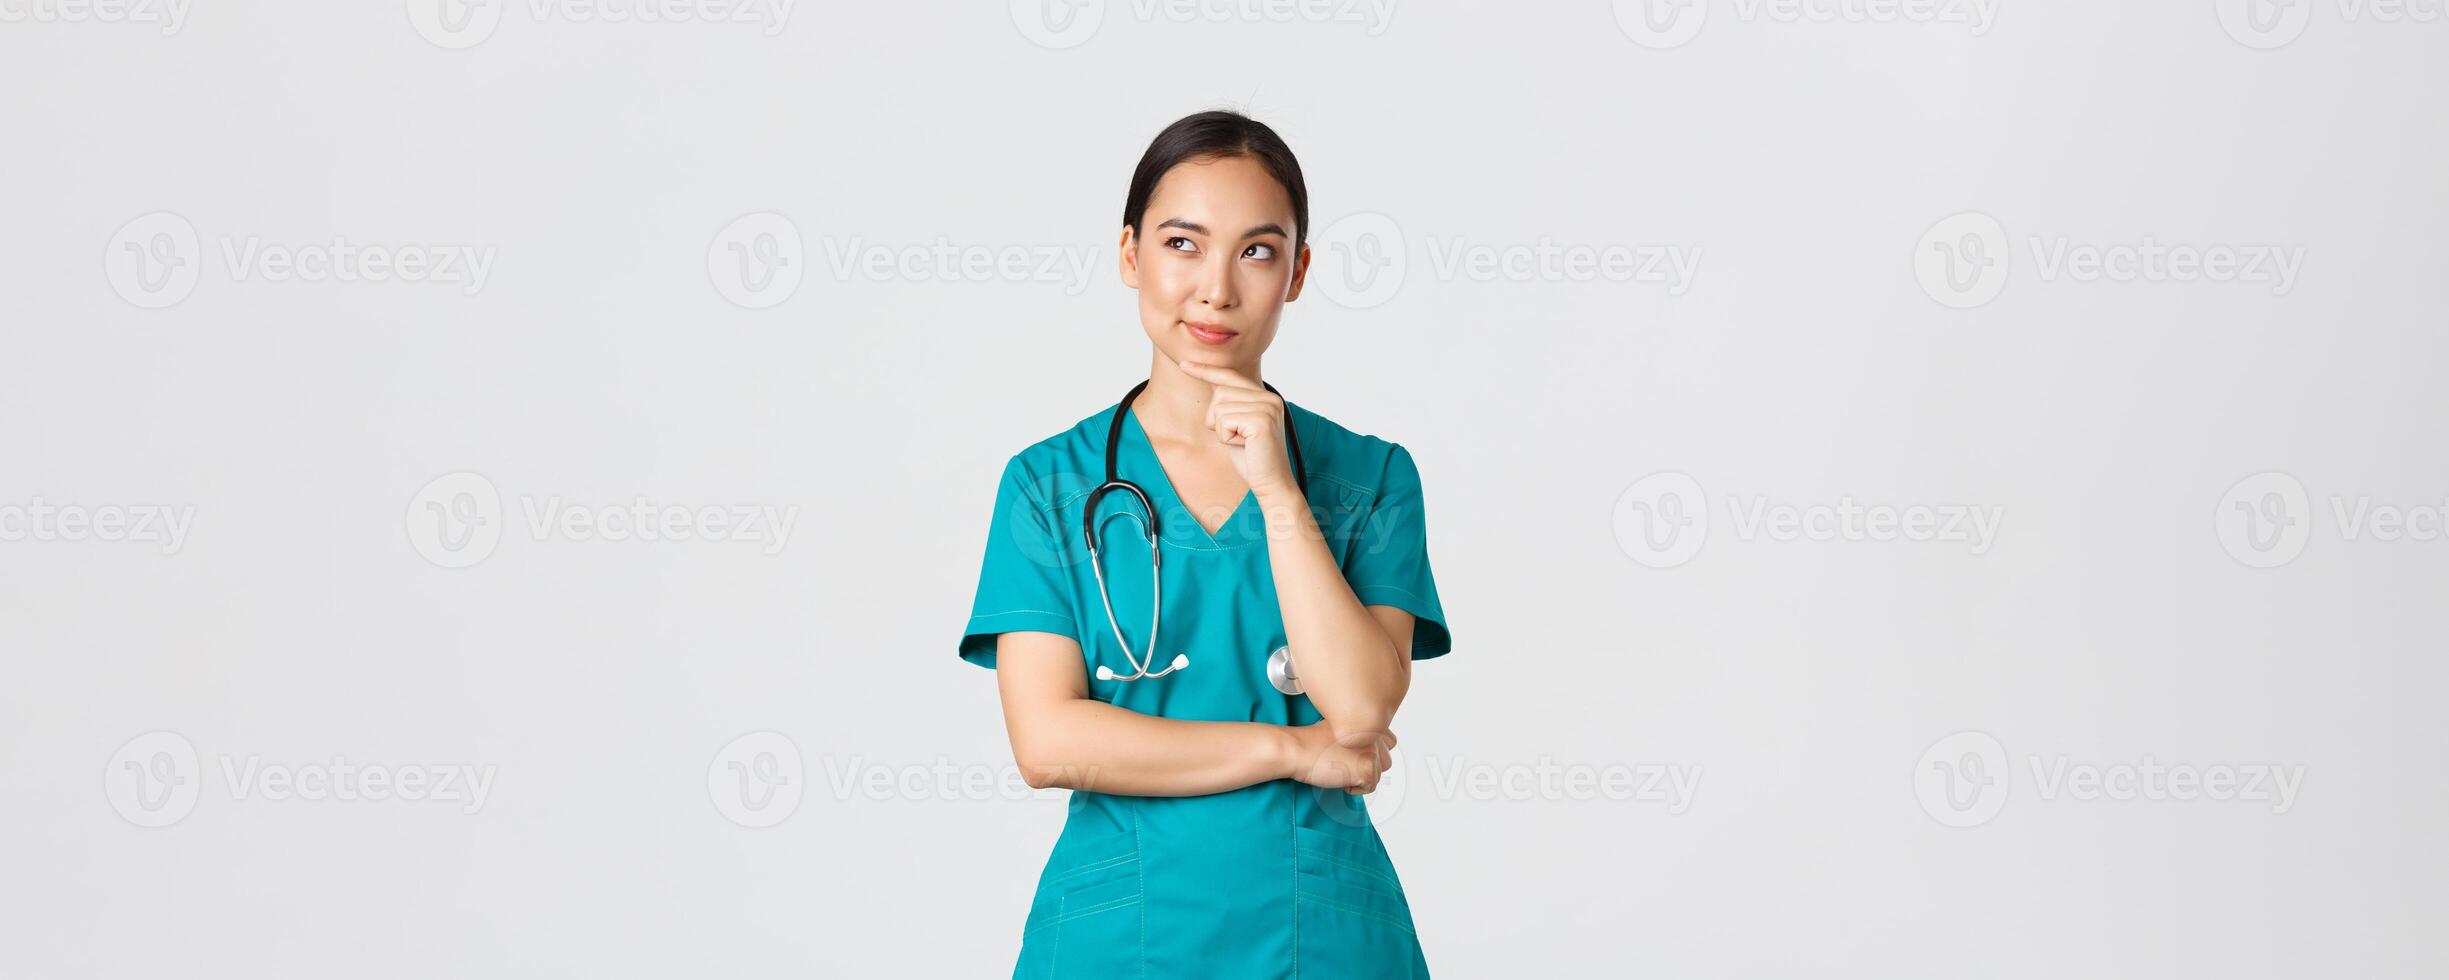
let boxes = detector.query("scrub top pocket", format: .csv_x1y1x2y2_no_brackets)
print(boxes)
1294,824,1427,978
1018,832,1145,979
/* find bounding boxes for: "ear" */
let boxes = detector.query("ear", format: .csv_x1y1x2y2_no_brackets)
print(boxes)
1284,241,1312,302
1118,225,1141,289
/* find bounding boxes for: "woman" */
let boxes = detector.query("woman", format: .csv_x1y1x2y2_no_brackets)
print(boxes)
958,110,1453,979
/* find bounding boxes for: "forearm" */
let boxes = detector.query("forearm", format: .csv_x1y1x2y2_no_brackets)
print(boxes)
1017,699,1292,797
1255,485,1409,738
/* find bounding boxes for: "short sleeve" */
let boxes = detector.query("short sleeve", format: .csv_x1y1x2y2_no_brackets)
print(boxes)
957,457,1081,669
1344,444,1453,660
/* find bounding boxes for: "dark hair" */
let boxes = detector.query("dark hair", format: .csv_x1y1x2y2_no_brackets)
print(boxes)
1122,110,1310,253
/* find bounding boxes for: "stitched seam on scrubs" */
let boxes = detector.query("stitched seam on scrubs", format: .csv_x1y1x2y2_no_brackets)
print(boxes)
1299,893,1418,934
1309,472,1376,499
1044,852,1137,883
1293,849,1407,895
1052,895,1142,923
1293,867,1412,916
1354,585,1435,607
1132,801,1147,980
1025,895,1143,935
970,609,1076,622
1288,806,1301,980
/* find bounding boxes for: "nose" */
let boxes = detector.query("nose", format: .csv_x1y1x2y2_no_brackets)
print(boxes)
1196,250,1237,310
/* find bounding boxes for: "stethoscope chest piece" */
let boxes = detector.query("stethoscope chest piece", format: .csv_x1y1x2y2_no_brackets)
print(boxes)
1266,645,1304,696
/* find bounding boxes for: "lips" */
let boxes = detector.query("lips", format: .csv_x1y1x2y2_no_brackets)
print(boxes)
1185,321,1238,345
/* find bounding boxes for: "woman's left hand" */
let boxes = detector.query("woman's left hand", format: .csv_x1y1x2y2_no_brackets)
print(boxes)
1178,360,1297,498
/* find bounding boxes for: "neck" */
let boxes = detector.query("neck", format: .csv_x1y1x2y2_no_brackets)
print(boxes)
1136,347,1261,444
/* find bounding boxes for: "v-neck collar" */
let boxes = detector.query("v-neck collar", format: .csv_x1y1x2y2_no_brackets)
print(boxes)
1118,404,1257,549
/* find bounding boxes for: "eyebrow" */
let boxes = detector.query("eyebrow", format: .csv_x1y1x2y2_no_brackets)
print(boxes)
1155,218,1289,240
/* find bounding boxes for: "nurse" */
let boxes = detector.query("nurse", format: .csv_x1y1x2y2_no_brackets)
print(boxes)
958,110,1453,979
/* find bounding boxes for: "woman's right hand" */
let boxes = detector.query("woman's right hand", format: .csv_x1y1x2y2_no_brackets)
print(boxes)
1282,721,1397,794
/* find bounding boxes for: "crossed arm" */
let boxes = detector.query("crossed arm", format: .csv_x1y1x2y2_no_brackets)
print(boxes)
995,485,1414,797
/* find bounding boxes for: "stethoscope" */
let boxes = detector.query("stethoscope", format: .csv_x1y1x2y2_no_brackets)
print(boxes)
1084,379,1309,695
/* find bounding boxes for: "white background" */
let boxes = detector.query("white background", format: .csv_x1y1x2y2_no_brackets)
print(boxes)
4,0,2446,976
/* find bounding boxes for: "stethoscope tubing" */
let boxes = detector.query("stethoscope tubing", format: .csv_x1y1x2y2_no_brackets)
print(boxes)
1083,378,1305,683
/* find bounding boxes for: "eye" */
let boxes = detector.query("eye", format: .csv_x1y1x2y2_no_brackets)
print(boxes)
1165,236,1198,253
1243,243,1276,260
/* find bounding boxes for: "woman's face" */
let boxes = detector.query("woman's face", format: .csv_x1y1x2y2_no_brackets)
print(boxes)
1120,154,1310,370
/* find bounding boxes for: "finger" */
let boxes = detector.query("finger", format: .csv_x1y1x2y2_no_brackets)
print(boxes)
1221,409,1277,435
1204,396,1283,436
1207,394,1282,424
1201,387,1273,427
1218,410,1276,447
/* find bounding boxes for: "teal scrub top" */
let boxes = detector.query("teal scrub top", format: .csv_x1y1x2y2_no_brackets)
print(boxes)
960,398,1452,979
